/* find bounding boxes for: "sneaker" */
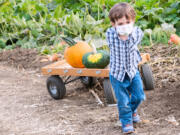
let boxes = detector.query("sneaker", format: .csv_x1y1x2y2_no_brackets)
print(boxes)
122,124,134,134
132,113,141,123
115,113,140,127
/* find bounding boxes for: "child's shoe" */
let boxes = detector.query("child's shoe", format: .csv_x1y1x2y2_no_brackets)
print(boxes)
122,124,134,134
115,113,140,127
132,113,141,123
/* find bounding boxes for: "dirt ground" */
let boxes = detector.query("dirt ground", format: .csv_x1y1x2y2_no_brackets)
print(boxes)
0,45,180,135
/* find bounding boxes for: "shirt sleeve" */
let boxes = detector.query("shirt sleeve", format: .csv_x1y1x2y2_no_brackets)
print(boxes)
106,28,112,48
135,27,144,46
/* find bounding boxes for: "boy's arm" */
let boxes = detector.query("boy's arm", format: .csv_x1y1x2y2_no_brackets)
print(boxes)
135,27,144,46
106,21,115,48
106,28,113,48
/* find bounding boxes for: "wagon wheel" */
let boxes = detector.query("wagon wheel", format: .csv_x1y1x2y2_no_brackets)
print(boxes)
46,75,66,99
80,76,96,87
103,78,116,104
141,64,155,90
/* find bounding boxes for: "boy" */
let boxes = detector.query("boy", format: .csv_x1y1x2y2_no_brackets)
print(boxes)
106,2,146,134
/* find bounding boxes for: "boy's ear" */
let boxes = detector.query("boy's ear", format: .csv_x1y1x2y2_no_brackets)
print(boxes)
111,21,115,27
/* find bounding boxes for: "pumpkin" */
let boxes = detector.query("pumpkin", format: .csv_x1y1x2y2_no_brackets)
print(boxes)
47,53,59,62
82,47,110,69
63,37,92,68
169,34,180,45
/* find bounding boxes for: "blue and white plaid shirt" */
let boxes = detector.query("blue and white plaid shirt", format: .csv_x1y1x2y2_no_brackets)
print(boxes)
106,26,144,82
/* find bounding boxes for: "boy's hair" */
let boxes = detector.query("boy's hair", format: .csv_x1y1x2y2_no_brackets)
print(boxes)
109,2,136,23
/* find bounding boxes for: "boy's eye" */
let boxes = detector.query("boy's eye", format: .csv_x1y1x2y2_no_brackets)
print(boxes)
117,21,130,25
118,23,123,25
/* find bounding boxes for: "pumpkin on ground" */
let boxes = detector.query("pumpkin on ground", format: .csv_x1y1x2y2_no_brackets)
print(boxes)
82,50,110,69
63,37,92,68
169,34,180,45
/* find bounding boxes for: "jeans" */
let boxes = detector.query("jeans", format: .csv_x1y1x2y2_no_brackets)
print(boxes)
109,70,145,127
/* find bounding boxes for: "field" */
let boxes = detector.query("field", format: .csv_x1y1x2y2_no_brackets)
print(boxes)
0,44,180,135
0,0,180,134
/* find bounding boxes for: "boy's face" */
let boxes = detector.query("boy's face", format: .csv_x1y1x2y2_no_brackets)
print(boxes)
112,16,135,36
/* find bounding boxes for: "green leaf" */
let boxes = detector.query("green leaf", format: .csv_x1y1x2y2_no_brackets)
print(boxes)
40,46,51,54
31,29,39,38
5,45,13,50
136,20,149,29
0,39,6,49
54,5,65,19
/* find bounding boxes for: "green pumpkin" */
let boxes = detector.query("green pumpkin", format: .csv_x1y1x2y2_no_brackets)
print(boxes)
82,50,110,68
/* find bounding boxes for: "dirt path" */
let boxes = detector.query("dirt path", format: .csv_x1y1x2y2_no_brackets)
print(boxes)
0,63,180,135
0,44,180,135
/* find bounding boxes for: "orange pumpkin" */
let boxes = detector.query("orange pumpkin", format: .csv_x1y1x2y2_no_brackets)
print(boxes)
170,34,180,45
63,37,92,68
47,53,59,62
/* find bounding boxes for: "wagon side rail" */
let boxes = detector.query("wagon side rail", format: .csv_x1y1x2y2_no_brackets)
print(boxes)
41,53,150,77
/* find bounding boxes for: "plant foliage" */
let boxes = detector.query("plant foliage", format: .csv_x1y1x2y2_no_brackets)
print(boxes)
0,0,179,53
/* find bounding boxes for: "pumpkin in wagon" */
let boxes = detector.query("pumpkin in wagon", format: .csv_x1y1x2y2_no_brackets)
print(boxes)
62,37,92,68
82,44,110,69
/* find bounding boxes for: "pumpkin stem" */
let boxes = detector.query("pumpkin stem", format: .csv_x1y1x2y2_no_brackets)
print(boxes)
61,37,77,47
91,43,97,54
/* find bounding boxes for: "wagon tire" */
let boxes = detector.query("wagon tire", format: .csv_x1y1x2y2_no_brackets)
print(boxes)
46,75,66,99
80,76,96,87
103,78,116,104
141,64,155,90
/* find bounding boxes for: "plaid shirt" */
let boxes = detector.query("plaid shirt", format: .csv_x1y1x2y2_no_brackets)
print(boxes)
106,26,144,82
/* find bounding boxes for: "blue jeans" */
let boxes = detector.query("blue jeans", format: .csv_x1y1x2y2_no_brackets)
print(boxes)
109,70,145,127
